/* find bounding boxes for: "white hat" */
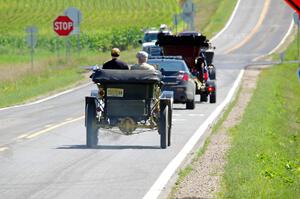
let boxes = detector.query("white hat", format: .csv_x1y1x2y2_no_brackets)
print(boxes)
160,24,167,30
136,51,148,59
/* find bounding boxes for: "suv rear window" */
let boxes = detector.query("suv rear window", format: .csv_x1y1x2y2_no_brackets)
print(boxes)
148,60,187,72
143,33,158,42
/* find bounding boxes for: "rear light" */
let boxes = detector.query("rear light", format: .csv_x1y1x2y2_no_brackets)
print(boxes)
99,88,105,97
207,87,215,92
177,71,189,81
204,72,208,81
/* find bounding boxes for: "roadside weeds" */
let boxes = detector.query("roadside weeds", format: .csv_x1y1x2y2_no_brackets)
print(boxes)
169,67,262,199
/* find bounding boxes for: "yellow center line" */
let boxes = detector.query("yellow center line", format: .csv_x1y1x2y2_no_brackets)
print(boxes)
17,134,29,139
26,116,84,139
0,147,9,152
65,117,74,121
226,0,271,54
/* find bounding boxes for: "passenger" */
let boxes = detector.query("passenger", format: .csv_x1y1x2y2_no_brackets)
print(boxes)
131,51,156,71
102,48,129,70
195,56,208,82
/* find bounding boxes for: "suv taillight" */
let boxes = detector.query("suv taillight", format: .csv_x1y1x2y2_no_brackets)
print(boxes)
177,71,189,81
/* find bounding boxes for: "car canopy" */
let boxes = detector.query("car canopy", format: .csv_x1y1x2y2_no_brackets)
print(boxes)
156,34,210,68
92,69,162,84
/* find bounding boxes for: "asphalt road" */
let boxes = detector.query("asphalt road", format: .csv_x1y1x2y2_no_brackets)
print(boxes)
0,0,293,198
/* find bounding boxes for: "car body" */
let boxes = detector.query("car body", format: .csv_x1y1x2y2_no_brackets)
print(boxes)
86,69,173,149
148,57,196,109
140,29,172,56
178,31,202,36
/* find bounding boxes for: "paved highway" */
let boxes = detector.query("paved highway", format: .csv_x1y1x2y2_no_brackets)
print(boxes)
0,0,293,198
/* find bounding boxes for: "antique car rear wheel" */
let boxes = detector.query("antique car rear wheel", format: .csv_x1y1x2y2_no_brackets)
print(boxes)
200,93,208,102
160,105,169,149
168,105,172,146
86,103,98,148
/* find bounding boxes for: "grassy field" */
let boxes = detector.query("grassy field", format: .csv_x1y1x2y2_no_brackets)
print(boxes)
0,48,139,108
0,0,179,55
0,0,178,36
0,0,237,108
221,40,300,198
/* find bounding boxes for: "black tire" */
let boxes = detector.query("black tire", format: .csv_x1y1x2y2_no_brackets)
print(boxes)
208,67,216,80
159,105,169,149
168,105,172,146
200,94,208,102
86,103,98,148
210,93,216,103
186,99,195,109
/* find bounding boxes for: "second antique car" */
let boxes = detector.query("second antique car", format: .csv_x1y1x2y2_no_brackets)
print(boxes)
85,68,173,149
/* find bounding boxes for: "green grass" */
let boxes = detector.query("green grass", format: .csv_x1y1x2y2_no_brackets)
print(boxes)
0,47,139,108
168,86,242,199
0,0,178,52
0,66,84,108
0,0,178,36
221,40,300,198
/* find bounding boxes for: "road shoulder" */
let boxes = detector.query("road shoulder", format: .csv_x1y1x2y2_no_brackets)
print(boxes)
170,66,262,198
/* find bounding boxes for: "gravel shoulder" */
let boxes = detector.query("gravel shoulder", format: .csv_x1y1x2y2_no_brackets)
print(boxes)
171,67,263,199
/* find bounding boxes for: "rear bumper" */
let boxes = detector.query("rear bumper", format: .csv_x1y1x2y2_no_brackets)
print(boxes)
162,85,194,103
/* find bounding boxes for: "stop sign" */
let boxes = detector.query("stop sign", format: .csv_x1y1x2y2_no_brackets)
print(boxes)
53,16,74,36
284,0,300,15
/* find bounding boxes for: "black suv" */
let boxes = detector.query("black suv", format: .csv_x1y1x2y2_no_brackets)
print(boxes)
148,57,196,109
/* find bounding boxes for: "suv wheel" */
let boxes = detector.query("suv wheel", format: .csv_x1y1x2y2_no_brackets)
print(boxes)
186,99,195,109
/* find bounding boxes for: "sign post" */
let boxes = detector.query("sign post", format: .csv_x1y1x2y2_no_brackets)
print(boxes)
26,26,38,70
64,7,82,56
173,14,180,34
181,0,195,30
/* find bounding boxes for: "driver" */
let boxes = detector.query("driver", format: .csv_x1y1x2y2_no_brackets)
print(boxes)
102,48,129,70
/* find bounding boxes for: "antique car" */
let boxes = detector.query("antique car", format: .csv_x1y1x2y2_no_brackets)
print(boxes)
85,68,173,149
178,31,216,80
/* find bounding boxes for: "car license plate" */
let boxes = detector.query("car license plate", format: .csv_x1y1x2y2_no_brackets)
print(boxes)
107,88,124,97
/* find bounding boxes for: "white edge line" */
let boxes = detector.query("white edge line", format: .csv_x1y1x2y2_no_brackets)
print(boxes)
252,18,294,62
142,69,245,199
210,0,242,42
267,19,294,55
0,82,92,111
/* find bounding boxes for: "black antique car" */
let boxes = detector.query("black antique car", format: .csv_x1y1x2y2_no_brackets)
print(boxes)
85,69,173,149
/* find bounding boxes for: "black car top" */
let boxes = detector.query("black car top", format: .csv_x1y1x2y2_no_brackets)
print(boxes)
92,69,162,84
